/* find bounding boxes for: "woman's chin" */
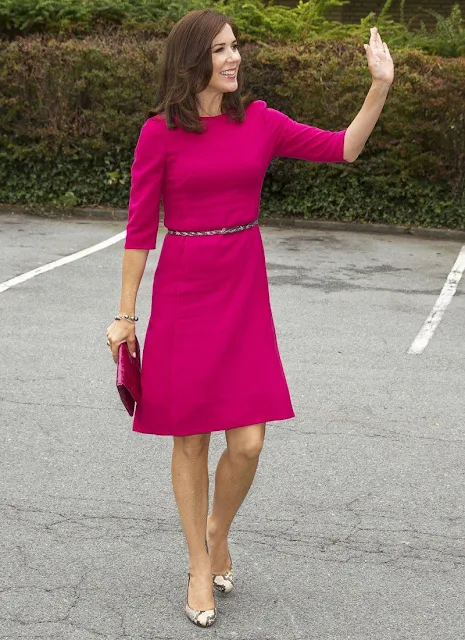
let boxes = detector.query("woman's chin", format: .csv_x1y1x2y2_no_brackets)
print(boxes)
223,83,238,93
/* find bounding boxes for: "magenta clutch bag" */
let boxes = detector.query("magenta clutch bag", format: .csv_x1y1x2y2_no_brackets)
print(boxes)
116,337,141,416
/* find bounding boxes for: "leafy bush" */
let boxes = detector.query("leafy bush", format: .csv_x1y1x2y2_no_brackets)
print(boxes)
1,0,465,58
252,42,465,227
1,34,464,228
412,4,465,57
0,0,342,40
0,34,162,206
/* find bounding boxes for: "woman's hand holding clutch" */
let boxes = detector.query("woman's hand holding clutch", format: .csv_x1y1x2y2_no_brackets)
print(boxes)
106,318,137,364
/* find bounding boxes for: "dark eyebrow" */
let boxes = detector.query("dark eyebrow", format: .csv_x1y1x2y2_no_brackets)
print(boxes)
212,40,237,49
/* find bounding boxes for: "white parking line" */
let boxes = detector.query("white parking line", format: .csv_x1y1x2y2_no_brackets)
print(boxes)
408,245,465,355
0,231,126,293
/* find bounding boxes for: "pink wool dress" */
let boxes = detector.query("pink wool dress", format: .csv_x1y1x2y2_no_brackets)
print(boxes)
124,99,346,436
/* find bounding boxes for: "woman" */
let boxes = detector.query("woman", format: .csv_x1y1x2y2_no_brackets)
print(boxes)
106,9,394,628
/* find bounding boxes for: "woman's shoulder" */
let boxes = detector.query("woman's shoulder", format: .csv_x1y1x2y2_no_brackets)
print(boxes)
140,114,168,136
250,99,267,108
145,113,167,126
246,99,268,114
246,99,284,119
245,100,285,127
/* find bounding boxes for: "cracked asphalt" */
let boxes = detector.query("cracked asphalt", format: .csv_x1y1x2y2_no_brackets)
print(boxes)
1,212,464,640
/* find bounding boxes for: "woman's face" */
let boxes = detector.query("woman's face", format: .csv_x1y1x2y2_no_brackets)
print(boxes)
207,23,241,94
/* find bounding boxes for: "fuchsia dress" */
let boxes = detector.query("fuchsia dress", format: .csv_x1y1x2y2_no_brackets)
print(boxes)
124,99,346,436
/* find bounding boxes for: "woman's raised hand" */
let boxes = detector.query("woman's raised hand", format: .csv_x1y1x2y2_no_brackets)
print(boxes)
106,319,137,364
364,27,394,87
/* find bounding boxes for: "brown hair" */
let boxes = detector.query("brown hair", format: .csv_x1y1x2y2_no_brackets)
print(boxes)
148,9,253,133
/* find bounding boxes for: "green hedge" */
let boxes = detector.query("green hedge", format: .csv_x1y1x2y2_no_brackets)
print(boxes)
0,34,464,228
1,0,465,57
0,0,345,40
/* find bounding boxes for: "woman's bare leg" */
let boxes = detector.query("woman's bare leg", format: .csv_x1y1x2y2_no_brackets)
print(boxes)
172,432,214,610
207,423,266,573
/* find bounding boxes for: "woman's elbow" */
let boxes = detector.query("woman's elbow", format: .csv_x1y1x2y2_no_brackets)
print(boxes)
344,153,358,162
342,134,364,163
343,147,362,163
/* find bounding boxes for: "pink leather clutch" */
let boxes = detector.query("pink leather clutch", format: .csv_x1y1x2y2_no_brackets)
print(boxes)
116,338,141,416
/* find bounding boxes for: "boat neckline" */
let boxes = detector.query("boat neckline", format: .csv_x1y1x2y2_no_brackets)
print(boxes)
199,112,230,119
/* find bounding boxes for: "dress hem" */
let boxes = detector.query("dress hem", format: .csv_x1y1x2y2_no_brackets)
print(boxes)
132,411,295,437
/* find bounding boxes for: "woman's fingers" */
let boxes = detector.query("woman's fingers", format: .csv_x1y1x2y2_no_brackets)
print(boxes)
106,319,136,363
126,337,137,359
364,42,373,64
111,343,119,364
367,28,391,65
106,332,136,362
106,334,117,362
107,338,122,363
369,26,386,54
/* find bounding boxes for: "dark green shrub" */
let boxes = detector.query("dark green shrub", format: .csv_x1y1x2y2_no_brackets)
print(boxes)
252,42,465,227
0,34,464,227
412,4,465,57
0,34,162,206
1,0,465,58
0,0,343,40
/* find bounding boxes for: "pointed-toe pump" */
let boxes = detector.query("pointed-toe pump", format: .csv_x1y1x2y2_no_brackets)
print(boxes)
185,573,217,628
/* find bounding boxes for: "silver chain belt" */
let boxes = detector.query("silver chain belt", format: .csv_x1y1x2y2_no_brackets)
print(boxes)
166,219,259,237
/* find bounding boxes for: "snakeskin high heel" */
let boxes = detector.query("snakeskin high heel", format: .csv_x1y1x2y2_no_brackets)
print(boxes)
185,573,217,628
205,538,234,595
212,553,234,594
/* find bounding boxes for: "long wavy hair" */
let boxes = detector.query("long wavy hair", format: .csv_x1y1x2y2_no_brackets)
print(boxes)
148,9,253,133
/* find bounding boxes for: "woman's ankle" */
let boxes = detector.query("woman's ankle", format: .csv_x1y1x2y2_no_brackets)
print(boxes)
189,555,212,576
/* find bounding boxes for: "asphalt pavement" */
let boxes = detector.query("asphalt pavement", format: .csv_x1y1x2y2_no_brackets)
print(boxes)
1,212,464,639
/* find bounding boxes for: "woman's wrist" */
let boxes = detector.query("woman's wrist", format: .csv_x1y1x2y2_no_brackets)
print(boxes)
115,314,139,323
370,79,392,93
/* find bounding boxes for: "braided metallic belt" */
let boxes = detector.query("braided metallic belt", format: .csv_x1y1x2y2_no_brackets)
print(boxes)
166,219,259,237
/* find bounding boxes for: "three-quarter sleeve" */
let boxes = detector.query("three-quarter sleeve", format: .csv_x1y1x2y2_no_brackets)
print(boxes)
124,117,166,250
261,101,346,163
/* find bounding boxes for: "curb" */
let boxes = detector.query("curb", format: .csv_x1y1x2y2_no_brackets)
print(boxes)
261,217,465,242
0,203,128,221
1,203,465,243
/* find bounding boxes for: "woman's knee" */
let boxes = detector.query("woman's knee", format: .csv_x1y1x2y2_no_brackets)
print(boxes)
237,438,264,461
173,432,211,459
227,424,265,461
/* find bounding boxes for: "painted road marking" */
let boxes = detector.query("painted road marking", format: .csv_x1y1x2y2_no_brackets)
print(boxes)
0,231,126,293
408,245,465,355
